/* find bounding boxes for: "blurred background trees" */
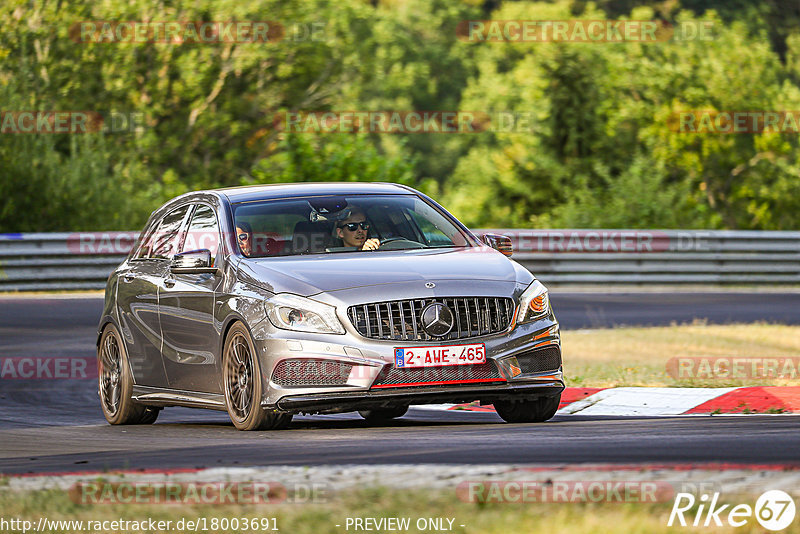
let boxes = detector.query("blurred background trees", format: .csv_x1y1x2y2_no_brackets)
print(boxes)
1,0,799,231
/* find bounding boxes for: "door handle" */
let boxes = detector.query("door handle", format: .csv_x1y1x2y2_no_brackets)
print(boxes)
122,273,136,283
164,278,176,288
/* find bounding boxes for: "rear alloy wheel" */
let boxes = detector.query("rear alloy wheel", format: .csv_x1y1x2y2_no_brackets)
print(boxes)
493,395,561,423
223,322,292,431
98,324,160,425
358,405,409,424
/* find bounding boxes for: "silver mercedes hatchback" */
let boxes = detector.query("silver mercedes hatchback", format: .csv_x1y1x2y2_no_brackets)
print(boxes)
97,182,564,430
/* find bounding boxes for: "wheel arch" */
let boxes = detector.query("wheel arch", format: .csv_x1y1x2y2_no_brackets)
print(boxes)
218,312,250,355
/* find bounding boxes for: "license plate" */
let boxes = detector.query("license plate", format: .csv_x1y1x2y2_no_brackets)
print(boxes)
394,343,486,368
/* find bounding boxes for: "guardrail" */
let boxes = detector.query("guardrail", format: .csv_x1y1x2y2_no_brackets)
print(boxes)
0,232,138,291
0,230,798,291
486,229,800,285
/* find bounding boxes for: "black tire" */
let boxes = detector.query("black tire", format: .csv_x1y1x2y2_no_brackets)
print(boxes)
138,407,161,424
223,322,292,431
98,324,160,425
358,405,409,424
493,395,561,423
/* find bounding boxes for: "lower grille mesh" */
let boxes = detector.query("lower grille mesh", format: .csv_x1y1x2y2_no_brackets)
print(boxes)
372,361,503,388
272,359,352,387
516,346,562,374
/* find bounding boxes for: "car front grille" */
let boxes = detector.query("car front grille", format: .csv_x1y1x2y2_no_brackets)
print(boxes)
515,346,562,374
271,359,352,387
371,361,504,388
347,297,515,341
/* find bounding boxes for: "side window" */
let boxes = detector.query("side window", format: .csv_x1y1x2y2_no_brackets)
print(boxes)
181,205,221,260
150,206,190,260
133,222,159,259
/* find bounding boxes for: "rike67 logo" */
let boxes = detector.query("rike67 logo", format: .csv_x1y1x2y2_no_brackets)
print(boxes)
669,490,796,531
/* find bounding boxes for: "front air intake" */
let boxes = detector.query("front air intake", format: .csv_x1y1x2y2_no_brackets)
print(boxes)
272,359,353,387
515,346,562,374
371,361,505,388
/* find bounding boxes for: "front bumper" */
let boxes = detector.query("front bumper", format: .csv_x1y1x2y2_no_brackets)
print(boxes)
269,380,564,413
253,312,563,414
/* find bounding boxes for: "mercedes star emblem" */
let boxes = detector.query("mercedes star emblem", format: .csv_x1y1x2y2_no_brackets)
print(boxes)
420,303,454,337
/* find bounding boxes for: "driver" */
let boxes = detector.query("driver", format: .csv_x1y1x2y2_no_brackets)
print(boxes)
335,208,380,250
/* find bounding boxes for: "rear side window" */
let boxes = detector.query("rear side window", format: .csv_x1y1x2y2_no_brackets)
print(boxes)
180,204,221,258
150,206,190,260
133,222,159,259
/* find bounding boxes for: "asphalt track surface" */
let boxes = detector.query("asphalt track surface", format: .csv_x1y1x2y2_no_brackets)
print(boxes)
1,292,799,474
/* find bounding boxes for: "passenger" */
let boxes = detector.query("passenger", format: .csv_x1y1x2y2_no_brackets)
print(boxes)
335,208,380,251
236,221,253,257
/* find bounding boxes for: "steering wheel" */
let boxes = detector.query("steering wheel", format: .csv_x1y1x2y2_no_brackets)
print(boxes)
378,237,424,250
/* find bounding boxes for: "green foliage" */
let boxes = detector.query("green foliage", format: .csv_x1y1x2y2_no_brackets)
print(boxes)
249,134,416,185
0,134,161,231
442,2,800,229
1,0,800,231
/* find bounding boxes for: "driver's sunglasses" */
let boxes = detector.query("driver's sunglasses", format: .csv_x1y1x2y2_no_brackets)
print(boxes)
238,233,249,241
339,221,370,231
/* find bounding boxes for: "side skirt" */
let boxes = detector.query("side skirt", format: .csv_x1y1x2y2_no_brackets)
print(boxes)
132,385,227,411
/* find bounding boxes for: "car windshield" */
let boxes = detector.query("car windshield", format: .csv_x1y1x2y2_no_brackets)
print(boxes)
232,194,471,257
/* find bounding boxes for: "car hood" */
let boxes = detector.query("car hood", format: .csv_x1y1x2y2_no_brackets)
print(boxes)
237,247,531,297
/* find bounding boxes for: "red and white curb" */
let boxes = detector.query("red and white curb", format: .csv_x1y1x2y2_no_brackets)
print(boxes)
425,386,800,416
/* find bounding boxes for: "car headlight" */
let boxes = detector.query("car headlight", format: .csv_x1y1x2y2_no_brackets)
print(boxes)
265,294,345,334
516,280,550,324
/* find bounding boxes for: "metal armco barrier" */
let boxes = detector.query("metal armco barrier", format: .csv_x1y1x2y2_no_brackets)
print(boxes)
0,232,138,291
0,229,798,291
487,229,800,285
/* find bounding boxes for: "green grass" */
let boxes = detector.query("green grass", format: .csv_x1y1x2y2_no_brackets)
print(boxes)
1,486,793,534
562,322,800,387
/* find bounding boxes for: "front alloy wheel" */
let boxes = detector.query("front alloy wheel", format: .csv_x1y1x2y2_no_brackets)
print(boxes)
223,322,292,431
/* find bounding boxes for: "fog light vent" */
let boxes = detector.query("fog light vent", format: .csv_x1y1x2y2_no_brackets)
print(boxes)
272,359,352,387
515,346,562,374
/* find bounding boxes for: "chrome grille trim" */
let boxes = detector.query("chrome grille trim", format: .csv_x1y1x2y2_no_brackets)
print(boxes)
347,297,515,341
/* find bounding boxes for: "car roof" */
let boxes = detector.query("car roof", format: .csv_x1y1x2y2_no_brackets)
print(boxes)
211,182,415,204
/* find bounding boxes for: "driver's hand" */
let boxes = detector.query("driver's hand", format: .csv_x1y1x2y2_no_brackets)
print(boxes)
362,238,381,251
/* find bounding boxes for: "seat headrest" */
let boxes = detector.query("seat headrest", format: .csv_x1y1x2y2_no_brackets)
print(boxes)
291,221,332,254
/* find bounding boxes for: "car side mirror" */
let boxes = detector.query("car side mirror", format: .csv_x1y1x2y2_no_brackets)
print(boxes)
482,234,513,257
171,249,218,274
